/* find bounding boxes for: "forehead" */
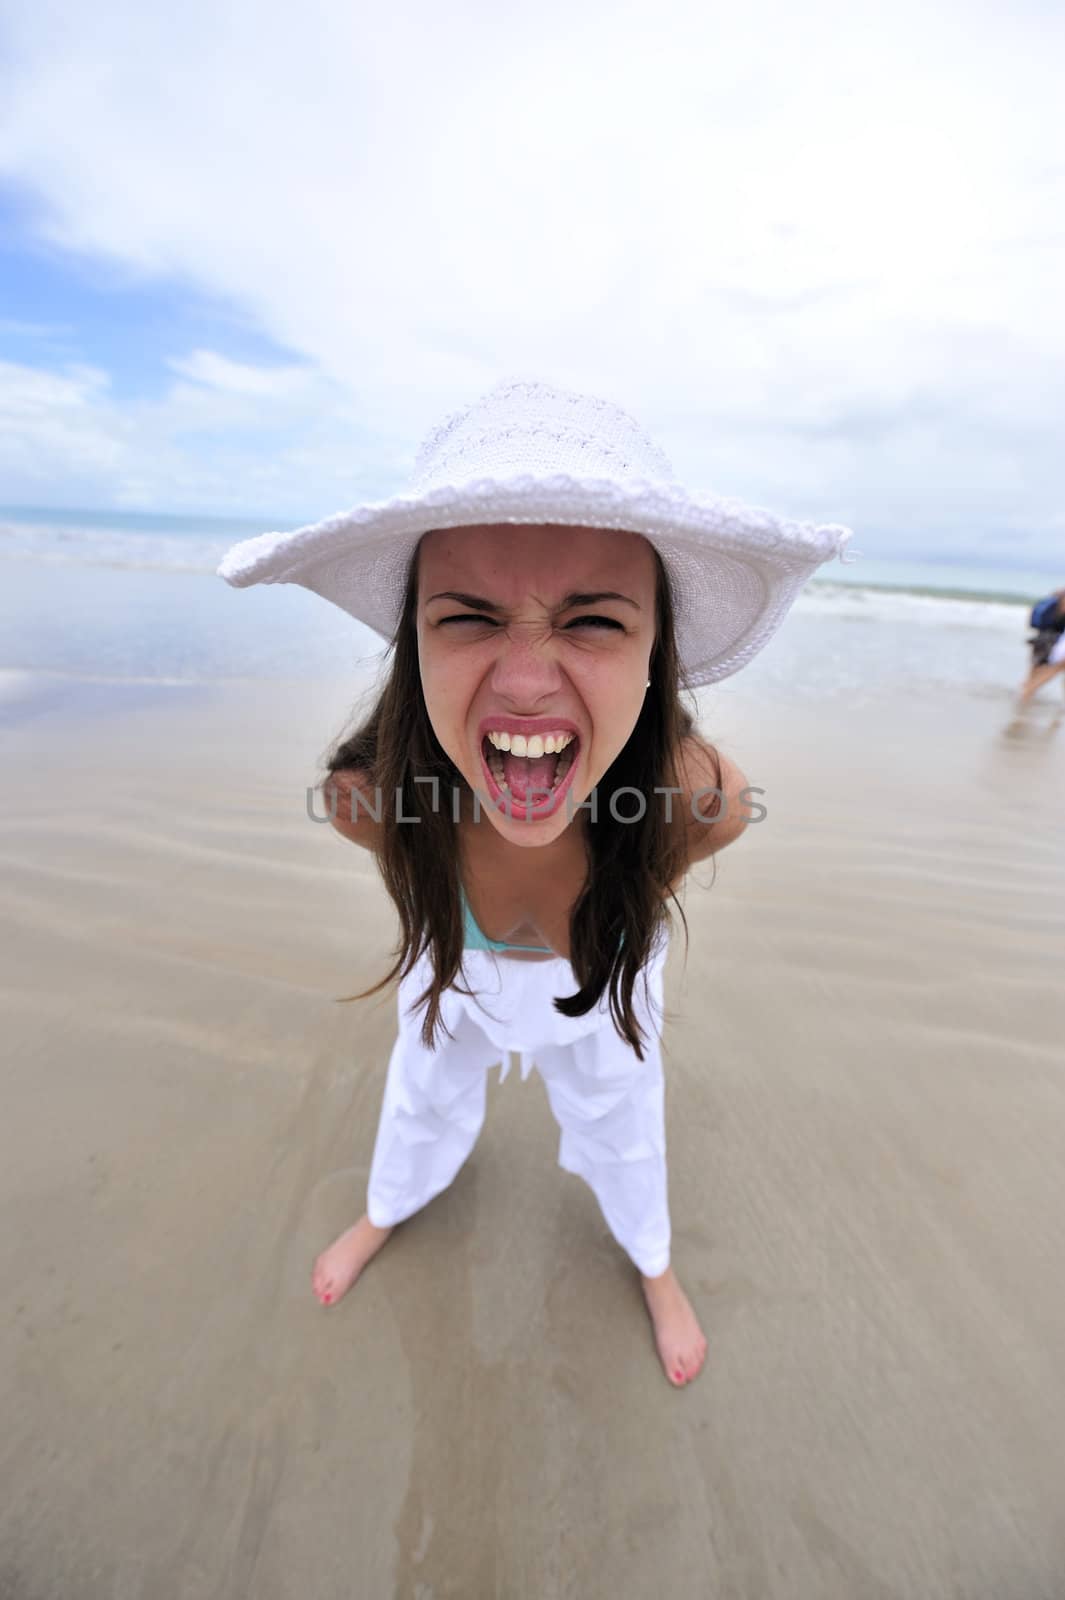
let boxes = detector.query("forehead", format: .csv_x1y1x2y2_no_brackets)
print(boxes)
417,523,656,602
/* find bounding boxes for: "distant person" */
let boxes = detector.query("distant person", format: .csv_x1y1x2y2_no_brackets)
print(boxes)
1017,588,1065,707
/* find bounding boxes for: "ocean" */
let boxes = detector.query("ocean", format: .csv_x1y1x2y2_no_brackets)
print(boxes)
0,504,1061,719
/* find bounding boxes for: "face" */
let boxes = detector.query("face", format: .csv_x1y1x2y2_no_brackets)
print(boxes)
417,523,658,848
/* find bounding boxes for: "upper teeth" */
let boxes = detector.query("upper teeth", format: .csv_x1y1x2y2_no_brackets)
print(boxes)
486,730,575,758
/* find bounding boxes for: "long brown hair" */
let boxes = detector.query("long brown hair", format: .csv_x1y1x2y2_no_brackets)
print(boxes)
318,532,712,1061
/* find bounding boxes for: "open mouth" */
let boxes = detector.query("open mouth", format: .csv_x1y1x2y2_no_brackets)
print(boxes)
478,726,581,817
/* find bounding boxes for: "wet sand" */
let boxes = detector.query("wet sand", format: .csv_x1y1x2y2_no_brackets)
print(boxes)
2,669,1064,1598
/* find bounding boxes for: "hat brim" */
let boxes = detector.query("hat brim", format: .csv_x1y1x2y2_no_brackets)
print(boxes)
216,474,852,688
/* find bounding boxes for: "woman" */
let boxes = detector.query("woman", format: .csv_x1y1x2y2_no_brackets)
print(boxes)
218,377,854,1388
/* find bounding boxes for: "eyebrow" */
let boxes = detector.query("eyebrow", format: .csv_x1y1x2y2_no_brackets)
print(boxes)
426,589,641,612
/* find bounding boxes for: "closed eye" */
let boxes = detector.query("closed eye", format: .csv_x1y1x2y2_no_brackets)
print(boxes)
438,613,623,631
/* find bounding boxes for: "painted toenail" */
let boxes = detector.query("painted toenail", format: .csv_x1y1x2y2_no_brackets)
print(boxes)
674,1370,683,1381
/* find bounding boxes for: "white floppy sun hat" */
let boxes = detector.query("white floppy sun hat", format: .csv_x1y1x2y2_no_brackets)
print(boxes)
217,377,855,688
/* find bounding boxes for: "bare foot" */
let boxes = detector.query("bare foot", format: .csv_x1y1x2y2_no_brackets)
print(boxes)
312,1214,395,1307
640,1265,708,1387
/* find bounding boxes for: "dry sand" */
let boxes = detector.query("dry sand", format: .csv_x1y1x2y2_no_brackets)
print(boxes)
2,672,1064,1599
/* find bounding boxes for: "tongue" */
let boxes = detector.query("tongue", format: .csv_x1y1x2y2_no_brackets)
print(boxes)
502,750,559,801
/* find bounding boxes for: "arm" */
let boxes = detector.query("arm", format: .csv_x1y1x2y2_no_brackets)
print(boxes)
320,768,383,853
677,736,753,869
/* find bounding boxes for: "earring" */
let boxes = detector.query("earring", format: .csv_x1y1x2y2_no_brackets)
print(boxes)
645,678,651,689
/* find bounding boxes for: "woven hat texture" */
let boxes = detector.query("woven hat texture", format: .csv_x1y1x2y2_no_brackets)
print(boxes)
217,378,855,687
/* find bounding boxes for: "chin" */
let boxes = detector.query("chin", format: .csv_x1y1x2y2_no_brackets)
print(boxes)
485,806,573,848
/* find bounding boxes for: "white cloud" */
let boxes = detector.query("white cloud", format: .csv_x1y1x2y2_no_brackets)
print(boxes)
0,359,125,485
0,0,1063,558
0,352,406,513
166,350,315,398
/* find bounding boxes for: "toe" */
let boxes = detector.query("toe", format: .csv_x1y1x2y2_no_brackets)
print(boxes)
686,1344,708,1380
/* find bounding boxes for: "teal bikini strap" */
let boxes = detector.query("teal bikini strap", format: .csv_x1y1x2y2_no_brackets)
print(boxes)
460,886,552,954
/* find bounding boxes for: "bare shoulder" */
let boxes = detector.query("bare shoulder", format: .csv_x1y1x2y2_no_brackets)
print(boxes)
321,767,382,852
675,734,753,870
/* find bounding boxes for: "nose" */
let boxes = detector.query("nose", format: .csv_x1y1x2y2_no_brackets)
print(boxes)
488,621,563,708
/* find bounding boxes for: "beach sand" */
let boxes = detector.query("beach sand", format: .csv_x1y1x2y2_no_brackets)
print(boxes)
2,669,1065,1599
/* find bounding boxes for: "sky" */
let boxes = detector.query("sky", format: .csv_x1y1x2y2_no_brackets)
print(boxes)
0,0,1063,566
